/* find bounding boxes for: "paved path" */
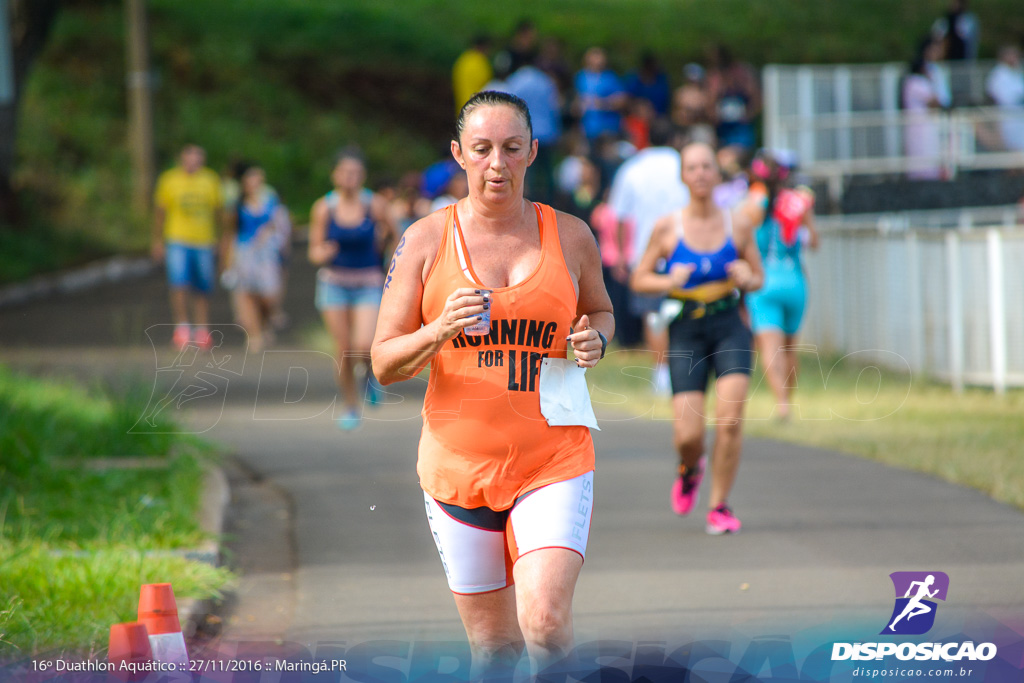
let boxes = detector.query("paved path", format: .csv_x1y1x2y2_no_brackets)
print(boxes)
2,256,1022,653
205,395,1024,646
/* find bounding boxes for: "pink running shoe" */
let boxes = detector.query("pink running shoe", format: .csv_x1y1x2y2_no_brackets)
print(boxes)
193,327,213,350
172,324,191,350
670,459,704,515
706,504,742,535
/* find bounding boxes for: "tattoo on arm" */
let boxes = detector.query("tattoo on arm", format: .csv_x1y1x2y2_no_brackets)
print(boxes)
383,235,406,292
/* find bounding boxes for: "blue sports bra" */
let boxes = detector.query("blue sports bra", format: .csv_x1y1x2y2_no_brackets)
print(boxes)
665,209,738,291
324,191,380,270
236,194,278,245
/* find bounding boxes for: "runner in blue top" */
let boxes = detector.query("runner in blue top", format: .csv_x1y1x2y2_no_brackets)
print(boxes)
308,148,397,430
745,150,819,421
221,164,290,353
573,47,627,141
631,141,764,535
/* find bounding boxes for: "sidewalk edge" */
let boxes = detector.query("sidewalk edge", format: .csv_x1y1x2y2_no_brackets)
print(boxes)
179,465,230,638
0,256,155,309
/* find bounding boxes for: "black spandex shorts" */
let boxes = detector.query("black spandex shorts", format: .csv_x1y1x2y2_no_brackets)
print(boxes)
667,306,753,394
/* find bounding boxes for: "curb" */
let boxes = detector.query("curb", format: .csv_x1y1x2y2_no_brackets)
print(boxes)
179,465,230,638
0,255,155,309
0,231,307,310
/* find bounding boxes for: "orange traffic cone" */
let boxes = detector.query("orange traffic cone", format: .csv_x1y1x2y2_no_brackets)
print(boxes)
137,583,189,667
108,621,152,682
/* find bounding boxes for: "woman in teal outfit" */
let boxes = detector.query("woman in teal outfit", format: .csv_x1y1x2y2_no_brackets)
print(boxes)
745,150,819,421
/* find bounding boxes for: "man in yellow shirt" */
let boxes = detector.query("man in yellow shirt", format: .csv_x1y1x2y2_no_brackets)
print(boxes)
452,35,493,112
152,144,223,349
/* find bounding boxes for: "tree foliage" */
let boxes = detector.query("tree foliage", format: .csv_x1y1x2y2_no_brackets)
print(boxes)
0,0,61,225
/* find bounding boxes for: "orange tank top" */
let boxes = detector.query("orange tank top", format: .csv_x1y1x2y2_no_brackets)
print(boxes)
418,202,595,510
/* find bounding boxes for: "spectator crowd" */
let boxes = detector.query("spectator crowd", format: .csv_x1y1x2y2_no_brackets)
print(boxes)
154,5,1024,364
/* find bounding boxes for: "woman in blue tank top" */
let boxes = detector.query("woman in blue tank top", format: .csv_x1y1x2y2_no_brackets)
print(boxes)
222,164,290,353
308,148,397,430
631,141,764,535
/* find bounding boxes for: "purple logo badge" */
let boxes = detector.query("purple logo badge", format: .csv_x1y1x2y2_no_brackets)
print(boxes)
881,571,950,635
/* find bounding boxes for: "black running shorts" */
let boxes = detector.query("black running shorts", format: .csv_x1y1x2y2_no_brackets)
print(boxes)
667,306,753,394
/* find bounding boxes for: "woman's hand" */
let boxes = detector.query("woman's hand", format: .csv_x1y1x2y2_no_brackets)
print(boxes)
668,262,695,289
150,239,165,263
431,288,490,343
726,259,756,291
310,240,339,265
567,314,605,368
255,224,274,246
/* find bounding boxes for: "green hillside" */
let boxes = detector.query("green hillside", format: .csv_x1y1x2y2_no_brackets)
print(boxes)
6,0,1023,282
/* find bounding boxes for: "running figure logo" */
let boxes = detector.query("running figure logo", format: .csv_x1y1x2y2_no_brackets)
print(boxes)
131,324,246,434
881,571,950,635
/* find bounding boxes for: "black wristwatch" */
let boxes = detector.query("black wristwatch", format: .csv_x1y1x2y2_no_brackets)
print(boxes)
595,329,608,359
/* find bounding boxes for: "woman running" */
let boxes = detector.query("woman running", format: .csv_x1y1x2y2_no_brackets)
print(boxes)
309,148,396,430
221,164,290,353
746,150,819,420
371,91,613,678
631,141,763,535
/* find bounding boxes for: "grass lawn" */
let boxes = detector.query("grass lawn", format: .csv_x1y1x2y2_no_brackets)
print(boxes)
0,548,229,659
0,367,233,658
588,348,1024,511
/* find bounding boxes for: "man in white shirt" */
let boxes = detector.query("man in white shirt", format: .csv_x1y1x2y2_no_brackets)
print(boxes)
608,120,689,393
986,45,1024,151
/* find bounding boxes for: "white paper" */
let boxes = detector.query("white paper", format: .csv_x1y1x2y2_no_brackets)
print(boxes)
646,298,683,333
148,632,189,667
538,357,600,430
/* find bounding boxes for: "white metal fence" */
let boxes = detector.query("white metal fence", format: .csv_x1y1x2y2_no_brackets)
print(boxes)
802,221,1024,392
818,204,1021,232
764,61,995,123
770,107,1024,180
763,61,1024,196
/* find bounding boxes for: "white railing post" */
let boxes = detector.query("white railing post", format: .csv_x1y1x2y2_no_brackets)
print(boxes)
797,66,815,165
987,229,1008,394
835,66,852,162
833,233,847,350
945,231,965,393
942,111,957,180
875,237,889,357
955,109,975,166
906,231,924,374
763,66,780,150
881,64,903,159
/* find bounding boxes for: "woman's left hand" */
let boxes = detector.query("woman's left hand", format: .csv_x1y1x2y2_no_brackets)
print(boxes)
255,225,273,246
726,259,756,291
567,314,604,368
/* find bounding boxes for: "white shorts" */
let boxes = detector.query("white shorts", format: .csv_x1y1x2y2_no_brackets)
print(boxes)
423,471,594,595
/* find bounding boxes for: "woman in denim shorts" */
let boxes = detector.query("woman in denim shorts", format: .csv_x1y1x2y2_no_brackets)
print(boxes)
308,148,397,429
